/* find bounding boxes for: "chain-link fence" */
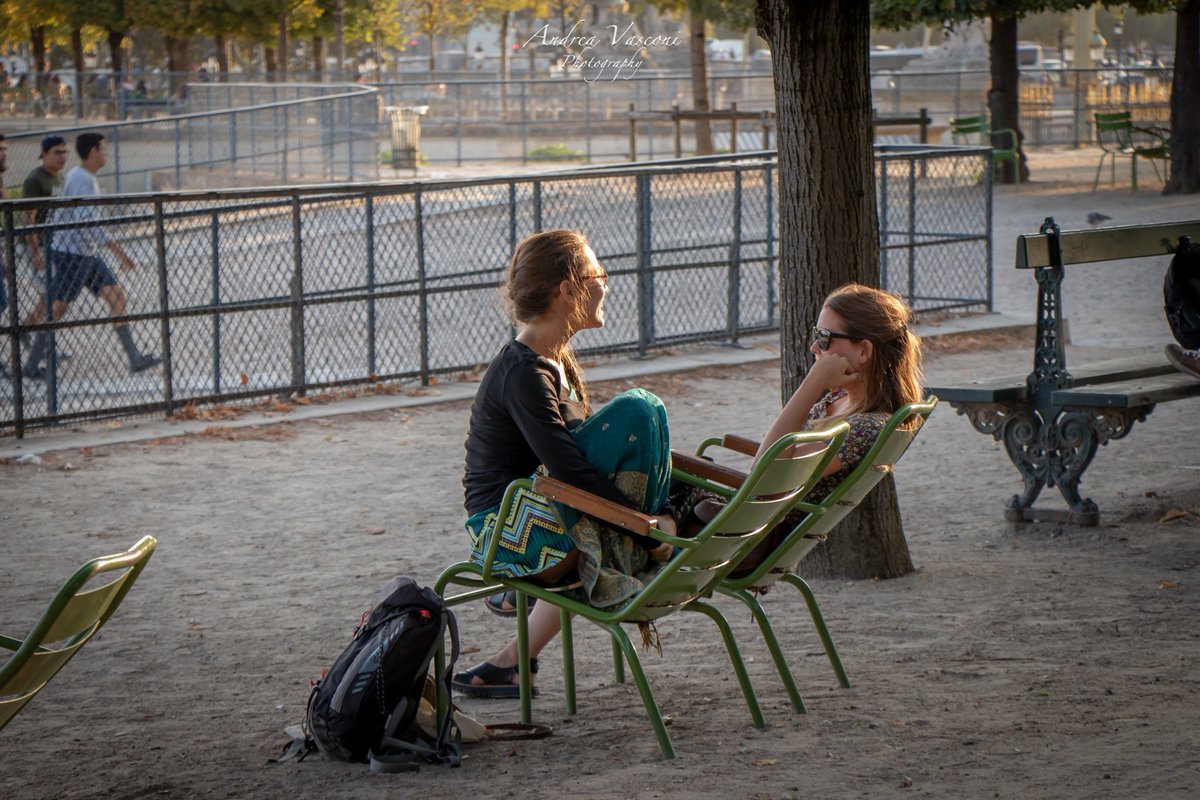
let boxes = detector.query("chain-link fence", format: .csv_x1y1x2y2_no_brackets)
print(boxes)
2,83,379,194
2,147,991,435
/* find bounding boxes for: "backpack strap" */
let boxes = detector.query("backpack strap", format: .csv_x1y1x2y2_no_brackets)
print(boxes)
368,606,463,773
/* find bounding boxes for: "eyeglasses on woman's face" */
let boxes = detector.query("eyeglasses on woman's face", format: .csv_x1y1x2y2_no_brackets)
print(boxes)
579,268,609,287
811,326,859,352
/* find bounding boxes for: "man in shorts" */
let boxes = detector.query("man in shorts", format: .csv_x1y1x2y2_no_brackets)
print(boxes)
22,131,160,379
16,135,70,370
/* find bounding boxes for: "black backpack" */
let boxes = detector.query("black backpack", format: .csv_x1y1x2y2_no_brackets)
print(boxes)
302,576,462,773
1165,236,1200,350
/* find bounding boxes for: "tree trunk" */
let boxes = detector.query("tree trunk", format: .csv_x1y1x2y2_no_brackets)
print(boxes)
756,0,913,580
165,36,191,99
264,46,278,78
214,34,230,80
987,15,1029,183
335,0,346,80
107,28,124,79
277,7,289,81
500,11,511,119
1165,0,1199,194
429,35,438,73
313,37,324,79
689,3,713,155
31,25,47,92
71,28,84,118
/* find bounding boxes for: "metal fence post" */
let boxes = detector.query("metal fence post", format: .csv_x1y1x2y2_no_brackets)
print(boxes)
174,119,182,189
766,163,776,328
282,102,290,183
985,152,995,311
415,188,430,385
636,173,653,357
509,181,518,250
584,82,593,163
112,125,121,194
366,194,377,376
532,179,543,232
727,169,742,343
520,82,528,165
879,155,890,289
456,83,463,167
229,110,238,188
210,211,222,394
289,195,306,394
3,209,24,437
154,200,175,416
906,155,918,308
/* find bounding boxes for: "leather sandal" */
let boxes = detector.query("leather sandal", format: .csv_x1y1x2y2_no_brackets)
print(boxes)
484,590,537,618
452,657,539,699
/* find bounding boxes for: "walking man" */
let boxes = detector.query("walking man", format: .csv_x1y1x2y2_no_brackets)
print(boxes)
22,132,160,379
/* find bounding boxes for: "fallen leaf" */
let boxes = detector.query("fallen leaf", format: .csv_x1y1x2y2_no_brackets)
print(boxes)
1159,508,1190,523
106,420,122,428
1160,580,1178,589
756,759,776,766
900,776,914,788
240,372,250,386
365,528,386,536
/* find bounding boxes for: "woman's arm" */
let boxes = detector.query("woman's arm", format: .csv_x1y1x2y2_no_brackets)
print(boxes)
754,353,856,464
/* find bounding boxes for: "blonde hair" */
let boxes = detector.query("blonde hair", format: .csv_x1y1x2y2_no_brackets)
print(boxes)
502,229,596,408
824,283,924,425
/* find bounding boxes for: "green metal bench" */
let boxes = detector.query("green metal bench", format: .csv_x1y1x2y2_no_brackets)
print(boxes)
928,217,1200,525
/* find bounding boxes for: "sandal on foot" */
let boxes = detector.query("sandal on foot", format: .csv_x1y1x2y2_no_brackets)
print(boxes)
484,590,537,618
452,658,539,699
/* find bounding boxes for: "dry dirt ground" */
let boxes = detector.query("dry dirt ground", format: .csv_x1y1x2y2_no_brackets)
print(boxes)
2,153,1199,799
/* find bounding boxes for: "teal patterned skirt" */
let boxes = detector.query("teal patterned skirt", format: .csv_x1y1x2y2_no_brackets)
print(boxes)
465,388,671,608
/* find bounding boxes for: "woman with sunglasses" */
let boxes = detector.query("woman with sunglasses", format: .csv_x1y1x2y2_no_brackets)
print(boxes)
676,283,923,576
454,229,676,697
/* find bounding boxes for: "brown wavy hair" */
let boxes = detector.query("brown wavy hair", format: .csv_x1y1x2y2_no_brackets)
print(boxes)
502,229,596,408
824,283,924,425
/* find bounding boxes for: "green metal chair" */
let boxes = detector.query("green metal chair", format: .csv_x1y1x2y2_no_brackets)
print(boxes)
705,398,938,713
1092,110,1169,192
950,115,1020,185
0,536,157,732
435,424,847,759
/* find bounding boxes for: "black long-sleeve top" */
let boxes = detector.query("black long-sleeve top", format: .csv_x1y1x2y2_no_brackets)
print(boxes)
463,340,631,515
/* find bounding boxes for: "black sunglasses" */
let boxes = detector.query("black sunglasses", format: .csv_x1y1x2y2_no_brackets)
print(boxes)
811,326,860,351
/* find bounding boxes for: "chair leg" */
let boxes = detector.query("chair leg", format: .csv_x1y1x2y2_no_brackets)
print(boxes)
718,586,807,713
781,573,851,688
1092,153,1106,192
516,591,532,725
686,600,766,729
1132,154,1138,192
560,607,577,715
611,635,625,684
607,623,676,759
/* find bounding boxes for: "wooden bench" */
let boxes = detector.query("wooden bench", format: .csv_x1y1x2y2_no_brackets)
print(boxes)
928,217,1200,525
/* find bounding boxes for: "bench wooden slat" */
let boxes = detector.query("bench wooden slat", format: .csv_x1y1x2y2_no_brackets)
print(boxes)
1052,372,1200,408
929,354,1178,404
1016,220,1200,269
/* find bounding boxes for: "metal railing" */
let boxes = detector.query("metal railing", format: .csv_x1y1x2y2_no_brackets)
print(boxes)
2,83,380,194
1,147,991,435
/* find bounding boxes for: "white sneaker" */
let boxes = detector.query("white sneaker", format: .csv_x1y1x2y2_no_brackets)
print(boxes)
1165,343,1200,380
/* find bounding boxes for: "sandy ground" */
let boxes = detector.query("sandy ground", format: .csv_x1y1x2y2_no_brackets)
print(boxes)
2,152,1199,799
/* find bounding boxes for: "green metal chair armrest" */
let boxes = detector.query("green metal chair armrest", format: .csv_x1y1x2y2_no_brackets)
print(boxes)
990,127,1018,153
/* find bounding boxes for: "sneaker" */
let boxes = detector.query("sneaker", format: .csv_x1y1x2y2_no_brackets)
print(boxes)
129,353,162,374
1165,343,1200,380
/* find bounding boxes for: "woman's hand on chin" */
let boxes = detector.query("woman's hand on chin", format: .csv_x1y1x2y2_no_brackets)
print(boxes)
805,353,856,390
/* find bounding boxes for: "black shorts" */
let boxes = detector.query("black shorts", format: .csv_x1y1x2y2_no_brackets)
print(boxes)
49,251,118,303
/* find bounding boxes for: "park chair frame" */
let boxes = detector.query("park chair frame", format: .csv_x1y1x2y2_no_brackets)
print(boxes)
1093,111,1170,192
699,398,937,713
1,535,157,731
434,424,847,759
950,115,1019,185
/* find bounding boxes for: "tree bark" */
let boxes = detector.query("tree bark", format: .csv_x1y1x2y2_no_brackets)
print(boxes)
987,15,1029,183
31,25,47,92
313,37,324,79
335,0,346,80
264,46,278,78
689,3,713,155
756,0,913,580
107,29,125,79
214,34,230,80
500,11,511,119
165,36,191,99
70,28,84,118
1165,0,1199,194
277,7,290,80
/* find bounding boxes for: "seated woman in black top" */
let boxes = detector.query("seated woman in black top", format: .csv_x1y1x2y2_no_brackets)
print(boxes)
454,229,676,697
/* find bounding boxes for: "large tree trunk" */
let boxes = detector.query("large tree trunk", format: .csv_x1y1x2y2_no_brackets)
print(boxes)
277,7,290,81
313,37,324,79
499,11,511,119
264,46,278,78
70,28,84,118
335,0,346,79
31,25,48,92
165,36,191,99
988,15,1029,183
108,28,125,78
756,0,913,580
1165,0,1199,194
214,34,230,80
689,3,714,155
